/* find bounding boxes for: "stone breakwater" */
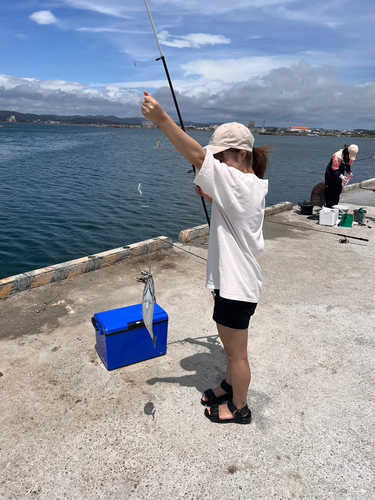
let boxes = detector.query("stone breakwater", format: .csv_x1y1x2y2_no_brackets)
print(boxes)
0,201,302,299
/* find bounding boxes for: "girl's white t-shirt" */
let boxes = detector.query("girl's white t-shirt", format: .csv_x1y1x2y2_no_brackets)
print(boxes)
194,149,268,303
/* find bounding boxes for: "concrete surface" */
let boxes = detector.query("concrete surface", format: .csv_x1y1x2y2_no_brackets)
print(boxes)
1,182,374,500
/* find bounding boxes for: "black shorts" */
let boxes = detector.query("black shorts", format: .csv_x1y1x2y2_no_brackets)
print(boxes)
212,289,257,330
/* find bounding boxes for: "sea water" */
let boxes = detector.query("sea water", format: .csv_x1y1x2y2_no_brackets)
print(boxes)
1,123,374,279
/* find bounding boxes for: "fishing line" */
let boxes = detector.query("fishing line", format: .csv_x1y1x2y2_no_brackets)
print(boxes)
355,155,375,163
264,219,370,242
144,0,210,227
162,239,207,263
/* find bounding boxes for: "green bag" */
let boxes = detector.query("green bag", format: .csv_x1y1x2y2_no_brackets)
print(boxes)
340,214,353,228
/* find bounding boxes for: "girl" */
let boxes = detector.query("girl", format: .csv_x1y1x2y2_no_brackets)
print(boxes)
142,92,270,424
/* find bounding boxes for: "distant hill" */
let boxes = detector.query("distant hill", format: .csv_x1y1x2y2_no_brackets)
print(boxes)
0,110,144,126
0,110,216,128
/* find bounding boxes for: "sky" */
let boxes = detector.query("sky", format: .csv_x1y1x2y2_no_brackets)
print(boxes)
1,0,375,129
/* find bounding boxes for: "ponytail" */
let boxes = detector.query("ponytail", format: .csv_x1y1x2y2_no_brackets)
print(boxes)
342,146,349,164
248,145,271,179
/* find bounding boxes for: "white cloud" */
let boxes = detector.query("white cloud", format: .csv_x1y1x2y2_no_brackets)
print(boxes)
29,11,58,26
181,56,302,82
324,21,341,29
0,74,142,117
63,0,131,18
269,3,343,29
150,0,299,15
0,75,84,92
77,27,147,34
1,59,375,129
158,31,231,49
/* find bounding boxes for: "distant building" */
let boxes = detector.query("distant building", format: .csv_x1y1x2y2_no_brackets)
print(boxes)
248,121,256,130
142,120,157,129
7,115,16,123
289,126,311,133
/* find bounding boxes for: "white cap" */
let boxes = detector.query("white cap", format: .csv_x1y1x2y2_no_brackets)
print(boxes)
348,144,359,160
205,122,254,154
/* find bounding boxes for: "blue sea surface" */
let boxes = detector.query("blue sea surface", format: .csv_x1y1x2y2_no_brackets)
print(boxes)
1,123,374,279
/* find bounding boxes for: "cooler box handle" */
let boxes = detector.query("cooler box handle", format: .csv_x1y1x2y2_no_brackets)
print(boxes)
92,316,104,335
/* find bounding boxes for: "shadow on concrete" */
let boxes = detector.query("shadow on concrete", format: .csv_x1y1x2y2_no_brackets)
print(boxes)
146,335,225,393
146,335,273,430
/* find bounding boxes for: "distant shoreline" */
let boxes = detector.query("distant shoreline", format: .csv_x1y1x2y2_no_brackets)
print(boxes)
1,121,373,138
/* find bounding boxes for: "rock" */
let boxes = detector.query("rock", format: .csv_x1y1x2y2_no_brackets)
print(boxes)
310,182,325,207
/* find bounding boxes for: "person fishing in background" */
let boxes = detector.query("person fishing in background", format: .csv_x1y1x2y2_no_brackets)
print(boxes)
142,91,270,424
325,144,358,207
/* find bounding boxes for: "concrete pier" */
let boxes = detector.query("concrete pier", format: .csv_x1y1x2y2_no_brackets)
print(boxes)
0,182,374,499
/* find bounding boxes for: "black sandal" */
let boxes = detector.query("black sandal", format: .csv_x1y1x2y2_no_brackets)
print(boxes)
200,379,233,407
204,400,252,424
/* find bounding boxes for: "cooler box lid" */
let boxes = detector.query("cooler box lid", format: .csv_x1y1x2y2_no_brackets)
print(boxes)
92,303,167,336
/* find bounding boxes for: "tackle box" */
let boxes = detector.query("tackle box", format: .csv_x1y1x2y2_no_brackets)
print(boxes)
319,207,339,226
92,303,168,370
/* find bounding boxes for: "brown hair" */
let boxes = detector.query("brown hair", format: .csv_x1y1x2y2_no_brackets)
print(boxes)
246,145,271,179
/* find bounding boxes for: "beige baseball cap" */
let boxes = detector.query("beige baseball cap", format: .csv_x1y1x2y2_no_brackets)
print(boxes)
205,122,254,154
348,144,359,160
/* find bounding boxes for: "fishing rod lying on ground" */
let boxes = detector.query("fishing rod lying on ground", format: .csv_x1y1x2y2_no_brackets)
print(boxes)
144,0,210,227
265,219,369,242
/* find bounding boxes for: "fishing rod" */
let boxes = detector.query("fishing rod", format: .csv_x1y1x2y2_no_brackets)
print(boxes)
144,0,210,227
265,219,369,242
311,154,375,174
355,155,375,163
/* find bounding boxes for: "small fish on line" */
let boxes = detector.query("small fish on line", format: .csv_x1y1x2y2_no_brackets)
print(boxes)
138,183,143,195
157,138,161,149
142,258,157,348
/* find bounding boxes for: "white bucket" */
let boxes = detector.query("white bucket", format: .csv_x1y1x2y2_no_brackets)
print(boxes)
332,204,349,215
319,207,339,226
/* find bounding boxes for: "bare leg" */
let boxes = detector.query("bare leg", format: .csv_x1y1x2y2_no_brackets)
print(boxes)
207,323,250,419
201,329,232,403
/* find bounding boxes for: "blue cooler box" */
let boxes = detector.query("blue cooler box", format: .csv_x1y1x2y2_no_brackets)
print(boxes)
92,303,168,370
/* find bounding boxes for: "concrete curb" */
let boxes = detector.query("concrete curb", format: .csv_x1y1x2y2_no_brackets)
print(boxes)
264,200,294,216
178,201,294,243
0,237,172,299
343,177,375,192
179,224,209,244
